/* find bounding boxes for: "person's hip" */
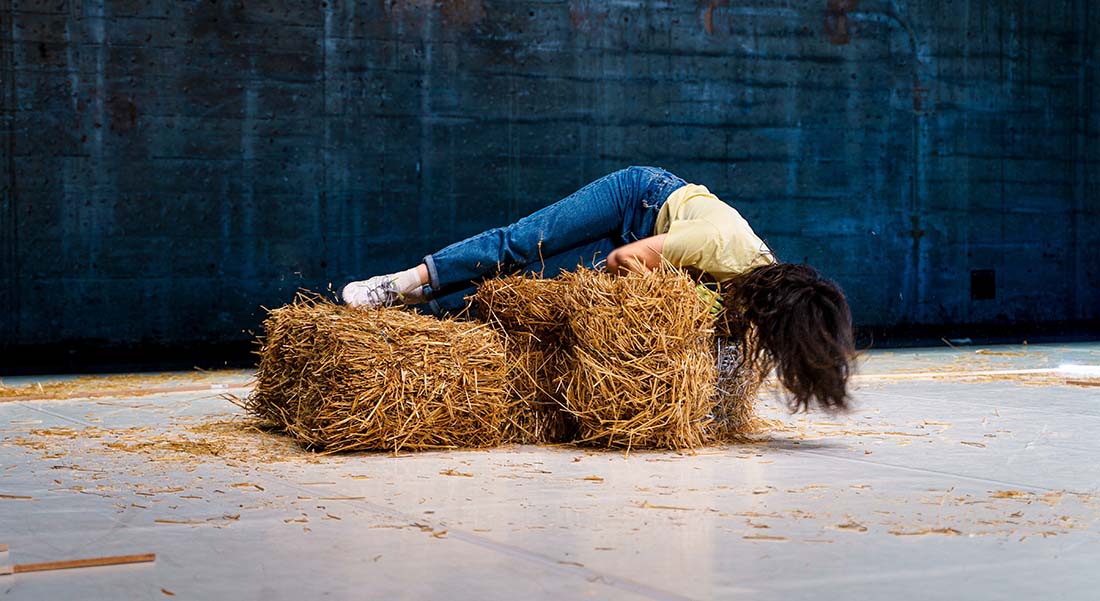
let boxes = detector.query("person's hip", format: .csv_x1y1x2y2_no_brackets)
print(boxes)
621,166,686,242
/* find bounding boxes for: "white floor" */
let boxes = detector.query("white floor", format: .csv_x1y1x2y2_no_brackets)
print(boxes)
1,343,1099,600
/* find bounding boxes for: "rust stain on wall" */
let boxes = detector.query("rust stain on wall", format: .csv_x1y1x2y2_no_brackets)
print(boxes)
699,0,730,36
384,0,484,29
439,0,485,27
569,0,610,33
824,0,859,45
909,216,926,242
912,79,930,113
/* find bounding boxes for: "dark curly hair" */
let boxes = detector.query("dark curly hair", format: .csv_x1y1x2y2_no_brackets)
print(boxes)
719,263,855,412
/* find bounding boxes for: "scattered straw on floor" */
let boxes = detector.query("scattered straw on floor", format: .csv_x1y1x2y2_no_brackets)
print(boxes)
0,372,245,402
248,295,511,453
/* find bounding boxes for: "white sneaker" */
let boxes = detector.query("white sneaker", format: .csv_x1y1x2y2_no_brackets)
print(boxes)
341,275,401,308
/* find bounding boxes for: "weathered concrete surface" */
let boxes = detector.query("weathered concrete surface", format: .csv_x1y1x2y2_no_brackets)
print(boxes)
0,1,1097,351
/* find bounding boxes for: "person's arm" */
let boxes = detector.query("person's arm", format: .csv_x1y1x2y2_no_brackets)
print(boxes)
606,234,667,275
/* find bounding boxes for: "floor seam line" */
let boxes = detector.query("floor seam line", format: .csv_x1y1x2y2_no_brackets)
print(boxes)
24,404,97,427
251,472,717,601
775,446,1097,494
856,389,1100,420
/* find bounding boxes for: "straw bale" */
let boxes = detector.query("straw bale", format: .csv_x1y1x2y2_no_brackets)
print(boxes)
498,332,577,444
475,268,735,450
473,278,577,444
248,296,511,453
470,275,567,335
553,269,719,450
556,269,715,352
708,336,769,440
562,345,717,449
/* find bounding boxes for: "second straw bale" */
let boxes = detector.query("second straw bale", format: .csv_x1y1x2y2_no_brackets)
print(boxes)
473,276,577,444
555,269,718,449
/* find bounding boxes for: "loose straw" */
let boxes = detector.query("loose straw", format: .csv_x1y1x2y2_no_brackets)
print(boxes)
0,553,155,575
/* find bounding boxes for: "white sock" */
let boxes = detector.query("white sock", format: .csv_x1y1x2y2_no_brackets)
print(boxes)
391,267,426,301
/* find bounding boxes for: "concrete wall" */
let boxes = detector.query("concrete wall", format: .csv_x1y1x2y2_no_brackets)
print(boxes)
1,0,1097,352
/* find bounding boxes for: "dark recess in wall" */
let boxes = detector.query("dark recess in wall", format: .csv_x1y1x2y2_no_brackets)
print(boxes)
970,269,996,301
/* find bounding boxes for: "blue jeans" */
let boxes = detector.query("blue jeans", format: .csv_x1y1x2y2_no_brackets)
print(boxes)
421,166,687,315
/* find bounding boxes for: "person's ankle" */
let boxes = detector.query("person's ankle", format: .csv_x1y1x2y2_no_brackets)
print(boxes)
391,266,425,298
401,283,427,303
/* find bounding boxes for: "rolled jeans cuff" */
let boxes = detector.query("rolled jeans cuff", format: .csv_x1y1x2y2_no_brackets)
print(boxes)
422,254,442,292
422,254,444,314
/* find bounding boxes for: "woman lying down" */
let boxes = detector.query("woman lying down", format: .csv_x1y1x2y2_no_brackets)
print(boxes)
342,167,856,413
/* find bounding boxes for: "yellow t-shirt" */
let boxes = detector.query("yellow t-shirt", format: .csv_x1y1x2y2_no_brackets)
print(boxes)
655,184,774,281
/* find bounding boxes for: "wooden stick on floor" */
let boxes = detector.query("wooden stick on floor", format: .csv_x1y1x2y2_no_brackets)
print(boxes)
0,544,7,553
0,553,155,576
